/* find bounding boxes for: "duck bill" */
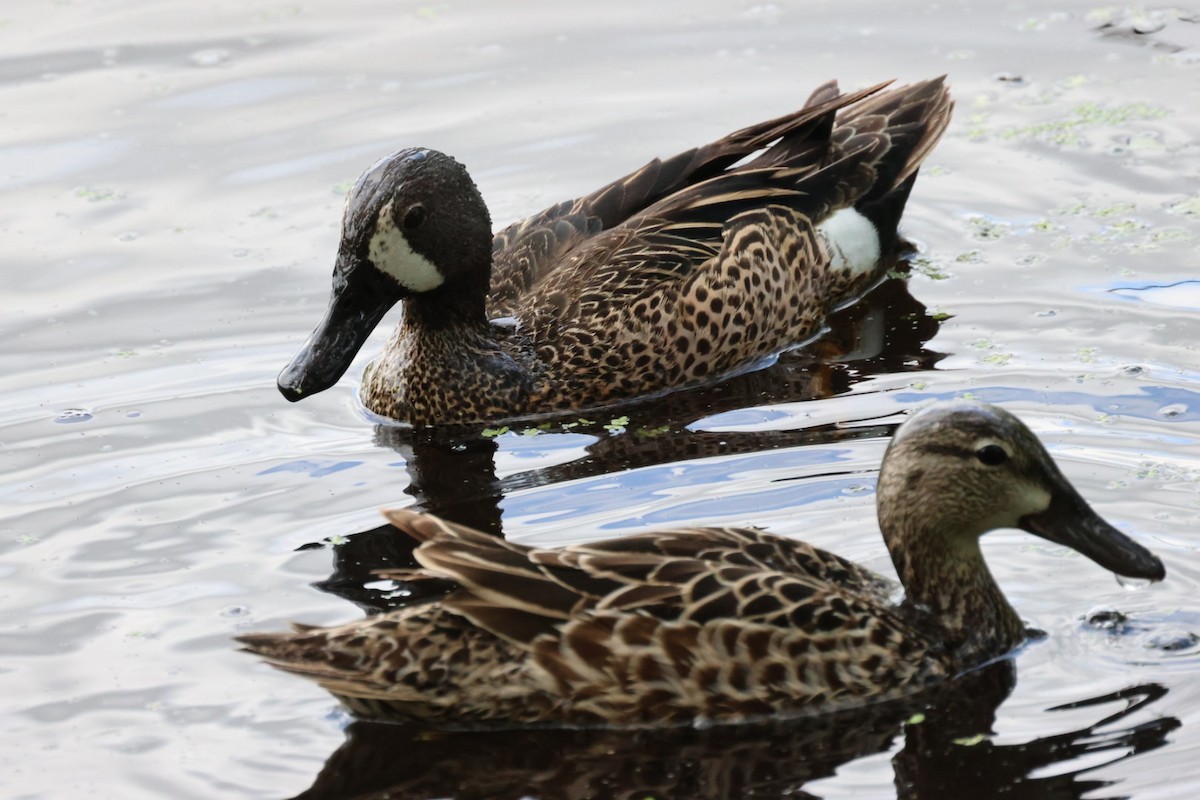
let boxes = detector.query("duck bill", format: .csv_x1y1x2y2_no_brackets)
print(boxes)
1020,488,1164,582
277,258,401,402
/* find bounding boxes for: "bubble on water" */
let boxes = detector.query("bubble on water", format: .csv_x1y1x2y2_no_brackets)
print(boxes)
841,484,871,495
1121,364,1145,376
1157,403,1187,419
117,231,140,242
1116,574,1153,590
190,48,231,67
55,408,93,424
1144,630,1199,653
1085,608,1129,632
1035,309,1058,318
220,605,249,618
1132,16,1167,35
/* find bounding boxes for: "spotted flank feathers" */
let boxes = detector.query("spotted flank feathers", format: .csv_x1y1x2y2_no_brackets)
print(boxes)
238,401,1164,727
278,78,954,425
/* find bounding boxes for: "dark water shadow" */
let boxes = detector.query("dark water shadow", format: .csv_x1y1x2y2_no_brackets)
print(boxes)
895,683,1178,800
311,278,942,611
286,664,1177,800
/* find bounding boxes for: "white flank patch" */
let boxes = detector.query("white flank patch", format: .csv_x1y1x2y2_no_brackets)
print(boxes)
815,207,881,276
368,199,444,292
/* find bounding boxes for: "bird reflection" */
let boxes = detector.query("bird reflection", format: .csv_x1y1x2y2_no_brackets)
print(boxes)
287,667,1176,800
893,683,1177,799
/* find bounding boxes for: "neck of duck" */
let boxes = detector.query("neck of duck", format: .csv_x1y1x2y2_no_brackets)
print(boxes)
883,516,1028,667
401,277,492,335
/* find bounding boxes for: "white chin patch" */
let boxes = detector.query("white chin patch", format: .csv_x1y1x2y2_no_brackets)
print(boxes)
368,200,444,292
816,207,881,277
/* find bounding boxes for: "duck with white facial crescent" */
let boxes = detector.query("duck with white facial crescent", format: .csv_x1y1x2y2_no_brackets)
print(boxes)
278,78,954,426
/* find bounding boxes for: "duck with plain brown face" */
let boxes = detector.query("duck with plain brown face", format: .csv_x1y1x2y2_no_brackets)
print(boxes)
276,77,956,426
238,400,1165,728
875,401,1164,662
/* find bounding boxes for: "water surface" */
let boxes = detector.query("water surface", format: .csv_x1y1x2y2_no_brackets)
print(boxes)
3,1,1199,797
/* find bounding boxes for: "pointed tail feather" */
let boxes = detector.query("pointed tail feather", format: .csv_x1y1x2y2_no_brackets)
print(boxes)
835,76,953,207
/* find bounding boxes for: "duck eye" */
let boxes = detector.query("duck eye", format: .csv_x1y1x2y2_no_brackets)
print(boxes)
976,444,1008,466
402,204,426,230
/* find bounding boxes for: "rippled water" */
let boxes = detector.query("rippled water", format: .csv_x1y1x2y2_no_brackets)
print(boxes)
3,1,1199,798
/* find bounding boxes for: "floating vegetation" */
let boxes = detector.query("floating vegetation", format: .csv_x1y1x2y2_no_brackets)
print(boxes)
906,256,952,281
953,733,989,747
74,186,124,202
1149,228,1192,244
966,215,1010,241
481,416,627,437
603,416,631,433
1038,196,1193,253
966,95,1170,148
1130,460,1200,483
634,425,671,439
1167,196,1200,216
997,101,1169,147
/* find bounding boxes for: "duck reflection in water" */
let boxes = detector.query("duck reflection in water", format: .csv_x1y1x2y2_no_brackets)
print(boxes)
288,672,1176,800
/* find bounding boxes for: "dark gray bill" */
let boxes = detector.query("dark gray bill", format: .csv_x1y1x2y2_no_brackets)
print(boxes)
277,260,400,402
1020,486,1164,582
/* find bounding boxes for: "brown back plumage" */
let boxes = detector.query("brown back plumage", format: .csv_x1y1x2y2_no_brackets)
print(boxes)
240,507,945,726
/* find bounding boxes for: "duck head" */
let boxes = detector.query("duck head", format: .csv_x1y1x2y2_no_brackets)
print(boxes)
876,400,1164,589
278,148,494,402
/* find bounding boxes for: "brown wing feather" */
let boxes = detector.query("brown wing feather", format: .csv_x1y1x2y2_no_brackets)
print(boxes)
486,80,898,312
408,515,898,636
239,511,944,725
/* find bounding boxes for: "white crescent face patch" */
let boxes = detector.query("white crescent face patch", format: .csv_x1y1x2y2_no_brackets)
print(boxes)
368,199,445,293
815,207,881,277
